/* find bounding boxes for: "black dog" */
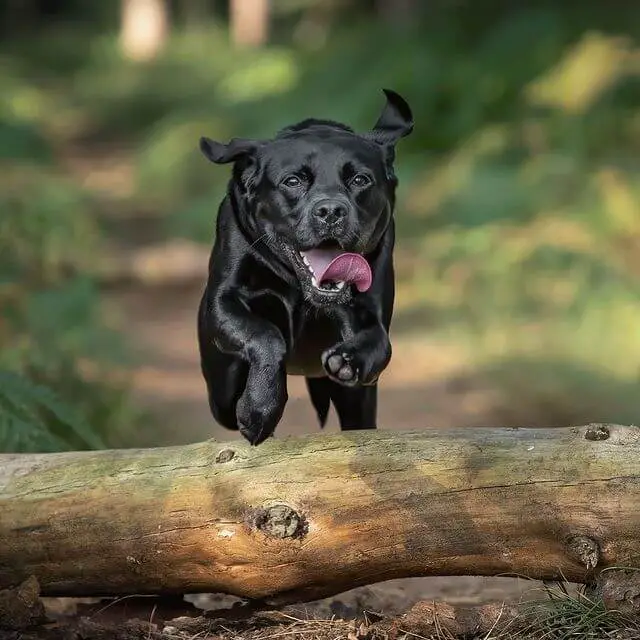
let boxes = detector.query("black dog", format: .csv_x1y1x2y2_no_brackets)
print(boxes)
197,89,413,445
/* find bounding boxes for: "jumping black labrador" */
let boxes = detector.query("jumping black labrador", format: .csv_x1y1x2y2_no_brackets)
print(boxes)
197,89,413,445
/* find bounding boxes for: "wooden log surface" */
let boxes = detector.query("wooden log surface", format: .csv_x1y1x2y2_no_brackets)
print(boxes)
1,424,639,604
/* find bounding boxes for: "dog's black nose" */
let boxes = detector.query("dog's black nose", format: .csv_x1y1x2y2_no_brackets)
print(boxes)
313,199,348,225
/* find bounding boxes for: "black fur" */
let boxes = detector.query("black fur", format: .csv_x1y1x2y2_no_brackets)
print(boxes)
197,89,413,445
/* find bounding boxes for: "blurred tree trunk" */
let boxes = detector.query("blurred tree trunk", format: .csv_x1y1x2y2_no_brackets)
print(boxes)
293,0,334,50
230,0,268,48
120,0,169,61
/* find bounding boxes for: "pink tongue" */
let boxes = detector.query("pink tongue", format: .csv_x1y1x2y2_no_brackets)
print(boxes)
302,249,372,292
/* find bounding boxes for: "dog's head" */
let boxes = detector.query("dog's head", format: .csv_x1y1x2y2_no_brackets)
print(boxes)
200,89,413,304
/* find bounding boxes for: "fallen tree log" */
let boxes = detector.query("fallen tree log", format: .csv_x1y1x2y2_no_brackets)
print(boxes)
1,424,639,604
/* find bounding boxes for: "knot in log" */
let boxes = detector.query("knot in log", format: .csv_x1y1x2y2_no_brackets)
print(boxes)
253,504,306,539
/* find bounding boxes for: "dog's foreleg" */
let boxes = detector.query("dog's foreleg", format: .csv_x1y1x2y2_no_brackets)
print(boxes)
321,308,391,388
203,291,288,445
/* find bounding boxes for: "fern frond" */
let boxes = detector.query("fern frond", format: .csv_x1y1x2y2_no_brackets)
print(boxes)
0,409,67,453
0,369,106,452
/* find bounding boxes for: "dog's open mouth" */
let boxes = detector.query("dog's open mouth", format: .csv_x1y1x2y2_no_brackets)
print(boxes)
298,245,372,294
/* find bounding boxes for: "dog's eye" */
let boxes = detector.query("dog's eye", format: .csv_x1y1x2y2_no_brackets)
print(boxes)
350,174,371,188
282,175,303,188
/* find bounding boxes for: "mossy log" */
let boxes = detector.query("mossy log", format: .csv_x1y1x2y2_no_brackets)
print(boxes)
1,424,639,604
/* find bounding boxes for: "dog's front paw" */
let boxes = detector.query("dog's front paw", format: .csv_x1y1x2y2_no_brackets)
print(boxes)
236,397,281,446
322,349,360,386
239,425,262,445
237,413,274,446
236,370,287,446
322,332,390,387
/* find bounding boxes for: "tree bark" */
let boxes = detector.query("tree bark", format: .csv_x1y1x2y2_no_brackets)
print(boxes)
1,424,639,604
120,0,169,61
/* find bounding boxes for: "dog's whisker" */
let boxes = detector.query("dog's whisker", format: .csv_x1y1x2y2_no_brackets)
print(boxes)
248,233,269,250
223,233,272,271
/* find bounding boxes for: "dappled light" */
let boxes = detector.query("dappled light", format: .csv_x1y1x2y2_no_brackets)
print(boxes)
525,32,636,114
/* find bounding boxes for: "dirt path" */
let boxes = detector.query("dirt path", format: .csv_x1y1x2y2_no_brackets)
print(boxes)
106,284,550,612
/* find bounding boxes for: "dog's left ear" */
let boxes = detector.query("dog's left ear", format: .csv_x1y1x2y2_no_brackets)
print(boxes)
199,136,261,164
369,89,414,146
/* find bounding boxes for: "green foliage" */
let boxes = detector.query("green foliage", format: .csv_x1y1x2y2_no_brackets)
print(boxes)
0,118,52,163
0,369,105,453
510,582,640,640
0,119,136,453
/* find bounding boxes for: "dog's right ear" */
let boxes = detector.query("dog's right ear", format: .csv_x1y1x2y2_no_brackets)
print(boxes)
370,89,414,147
199,136,260,164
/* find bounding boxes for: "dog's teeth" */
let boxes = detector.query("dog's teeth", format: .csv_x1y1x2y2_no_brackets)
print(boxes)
311,276,319,288
300,254,314,275
336,281,345,290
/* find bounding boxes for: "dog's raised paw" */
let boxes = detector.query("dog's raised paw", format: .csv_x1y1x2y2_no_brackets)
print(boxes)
323,351,359,385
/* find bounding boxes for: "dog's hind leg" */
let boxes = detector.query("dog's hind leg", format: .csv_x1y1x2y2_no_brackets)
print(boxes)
331,383,377,431
306,377,377,431
306,377,331,428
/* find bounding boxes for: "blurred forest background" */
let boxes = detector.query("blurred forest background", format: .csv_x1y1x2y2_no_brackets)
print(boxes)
1,0,639,453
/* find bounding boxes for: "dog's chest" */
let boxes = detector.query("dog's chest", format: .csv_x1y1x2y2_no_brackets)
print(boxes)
287,312,342,377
